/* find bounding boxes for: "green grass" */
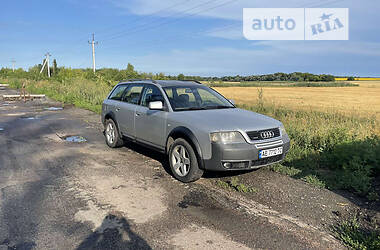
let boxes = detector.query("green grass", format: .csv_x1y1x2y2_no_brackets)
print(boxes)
3,77,113,114
206,81,359,88
301,175,326,189
216,177,258,193
268,164,301,176
333,217,380,250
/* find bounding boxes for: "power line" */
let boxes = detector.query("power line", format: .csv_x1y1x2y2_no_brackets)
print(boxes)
101,0,228,42
13,0,347,69
100,0,346,54
94,0,191,38
307,0,346,8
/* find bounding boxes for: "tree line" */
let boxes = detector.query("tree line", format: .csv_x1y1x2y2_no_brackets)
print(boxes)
0,62,337,83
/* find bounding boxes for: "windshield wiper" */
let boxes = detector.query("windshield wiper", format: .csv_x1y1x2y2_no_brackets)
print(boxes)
175,107,207,111
203,105,234,109
175,105,234,111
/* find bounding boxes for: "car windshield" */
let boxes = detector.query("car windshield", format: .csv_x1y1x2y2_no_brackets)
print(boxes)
163,85,235,111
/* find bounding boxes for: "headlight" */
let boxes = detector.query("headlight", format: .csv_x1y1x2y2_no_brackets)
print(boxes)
210,131,246,144
279,124,288,136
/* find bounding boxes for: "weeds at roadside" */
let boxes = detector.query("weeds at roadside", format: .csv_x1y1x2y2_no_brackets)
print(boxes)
216,177,258,193
333,217,380,250
301,175,326,189
269,164,302,177
367,192,379,202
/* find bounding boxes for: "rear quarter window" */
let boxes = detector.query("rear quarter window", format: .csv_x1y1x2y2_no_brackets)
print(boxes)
109,85,128,101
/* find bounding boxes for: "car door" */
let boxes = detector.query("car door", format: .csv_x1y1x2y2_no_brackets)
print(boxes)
135,84,167,149
116,84,144,138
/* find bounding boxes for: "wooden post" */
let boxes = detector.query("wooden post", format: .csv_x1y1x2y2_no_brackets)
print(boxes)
21,81,27,102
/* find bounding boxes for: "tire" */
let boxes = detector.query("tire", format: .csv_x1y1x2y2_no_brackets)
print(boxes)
104,119,124,148
168,138,204,182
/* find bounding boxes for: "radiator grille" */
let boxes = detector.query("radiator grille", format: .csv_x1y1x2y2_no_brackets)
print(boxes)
246,128,280,141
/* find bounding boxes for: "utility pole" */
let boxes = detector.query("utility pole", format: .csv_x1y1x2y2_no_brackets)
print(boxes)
39,53,51,77
46,53,51,77
88,33,98,73
11,59,16,72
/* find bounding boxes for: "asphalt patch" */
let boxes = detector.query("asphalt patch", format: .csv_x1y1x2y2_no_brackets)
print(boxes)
178,191,217,209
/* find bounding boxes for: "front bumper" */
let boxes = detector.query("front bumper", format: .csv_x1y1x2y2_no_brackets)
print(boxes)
203,136,290,171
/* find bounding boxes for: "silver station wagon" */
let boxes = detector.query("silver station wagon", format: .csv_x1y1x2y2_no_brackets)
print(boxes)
101,80,290,182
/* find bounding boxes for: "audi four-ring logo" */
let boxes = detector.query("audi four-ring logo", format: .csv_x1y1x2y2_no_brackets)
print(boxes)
260,131,275,139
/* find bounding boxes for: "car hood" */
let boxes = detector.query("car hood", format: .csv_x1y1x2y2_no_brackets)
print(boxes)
171,108,282,132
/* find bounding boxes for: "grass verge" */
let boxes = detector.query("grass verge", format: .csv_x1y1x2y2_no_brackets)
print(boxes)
333,217,380,250
216,177,258,193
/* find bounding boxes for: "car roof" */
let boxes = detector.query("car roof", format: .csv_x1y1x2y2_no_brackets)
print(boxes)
117,80,202,87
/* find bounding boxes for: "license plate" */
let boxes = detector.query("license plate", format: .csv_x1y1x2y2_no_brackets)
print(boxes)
259,147,283,159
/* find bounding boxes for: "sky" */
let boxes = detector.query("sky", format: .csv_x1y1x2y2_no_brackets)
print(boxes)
1,0,379,76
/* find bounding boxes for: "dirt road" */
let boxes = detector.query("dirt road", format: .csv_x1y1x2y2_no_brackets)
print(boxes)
0,87,350,249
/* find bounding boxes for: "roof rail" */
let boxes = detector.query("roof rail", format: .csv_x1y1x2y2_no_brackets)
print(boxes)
121,79,151,82
120,79,161,84
181,80,203,84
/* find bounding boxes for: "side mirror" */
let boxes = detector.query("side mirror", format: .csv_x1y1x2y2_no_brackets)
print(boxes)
229,99,235,105
148,101,163,110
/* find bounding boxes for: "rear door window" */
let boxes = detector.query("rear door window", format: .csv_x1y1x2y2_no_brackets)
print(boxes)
122,84,144,105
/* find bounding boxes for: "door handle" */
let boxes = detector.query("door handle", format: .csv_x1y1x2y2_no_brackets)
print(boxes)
115,107,120,112
135,112,141,116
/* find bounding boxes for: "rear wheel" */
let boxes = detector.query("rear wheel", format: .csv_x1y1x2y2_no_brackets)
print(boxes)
105,119,123,148
169,138,203,182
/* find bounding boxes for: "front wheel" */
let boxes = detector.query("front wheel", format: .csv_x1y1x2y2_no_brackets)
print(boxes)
105,119,124,148
169,138,204,182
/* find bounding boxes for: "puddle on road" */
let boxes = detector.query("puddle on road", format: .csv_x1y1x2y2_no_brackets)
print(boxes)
20,116,39,120
63,135,87,143
44,107,63,111
5,113,27,116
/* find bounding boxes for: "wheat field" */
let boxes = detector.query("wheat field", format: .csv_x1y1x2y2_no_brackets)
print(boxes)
214,81,380,122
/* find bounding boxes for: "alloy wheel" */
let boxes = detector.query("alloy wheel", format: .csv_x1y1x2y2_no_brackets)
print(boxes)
171,145,191,177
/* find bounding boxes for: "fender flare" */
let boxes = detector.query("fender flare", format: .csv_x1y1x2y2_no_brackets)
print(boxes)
104,111,123,138
166,126,205,169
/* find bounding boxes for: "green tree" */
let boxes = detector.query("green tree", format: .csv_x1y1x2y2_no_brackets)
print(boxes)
177,73,185,80
126,63,134,72
52,59,58,76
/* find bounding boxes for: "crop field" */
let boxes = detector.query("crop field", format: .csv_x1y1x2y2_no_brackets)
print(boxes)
214,81,380,123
